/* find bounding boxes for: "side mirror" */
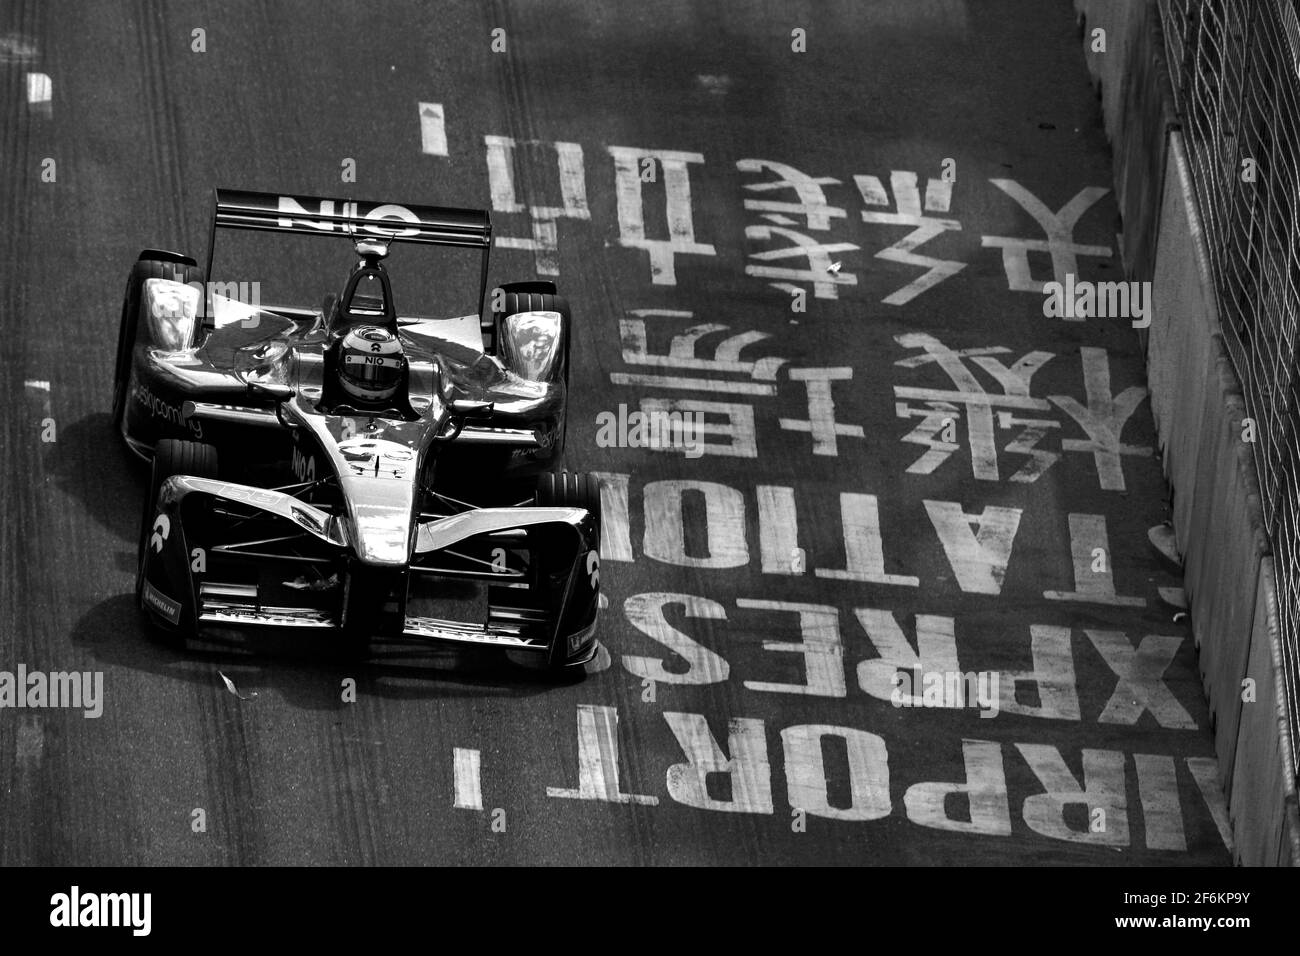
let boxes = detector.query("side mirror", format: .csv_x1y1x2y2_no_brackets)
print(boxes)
247,380,295,402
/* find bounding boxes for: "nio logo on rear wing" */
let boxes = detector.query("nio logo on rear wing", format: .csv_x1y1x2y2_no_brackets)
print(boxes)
207,188,494,325
212,190,491,248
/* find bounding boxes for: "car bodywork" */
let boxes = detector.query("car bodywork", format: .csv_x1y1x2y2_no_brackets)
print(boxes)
121,190,599,667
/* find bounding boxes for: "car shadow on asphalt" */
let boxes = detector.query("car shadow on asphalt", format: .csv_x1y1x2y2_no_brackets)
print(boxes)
71,592,589,713
46,412,147,544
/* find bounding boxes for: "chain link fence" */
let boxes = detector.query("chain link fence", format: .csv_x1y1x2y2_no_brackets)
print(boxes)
1157,0,1300,781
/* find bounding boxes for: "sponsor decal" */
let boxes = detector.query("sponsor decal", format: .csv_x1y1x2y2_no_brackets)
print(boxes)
133,380,203,439
344,353,401,367
142,581,182,625
291,446,316,483
567,621,596,655
149,513,170,553
216,484,282,505
510,424,558,462
276,196,423,239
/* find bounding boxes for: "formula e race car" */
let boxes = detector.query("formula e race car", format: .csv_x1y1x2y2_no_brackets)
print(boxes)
112,189,602,672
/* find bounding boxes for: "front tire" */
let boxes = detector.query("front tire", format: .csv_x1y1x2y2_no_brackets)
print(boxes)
535,471,602,675
535,471,601,543
137,439,219,644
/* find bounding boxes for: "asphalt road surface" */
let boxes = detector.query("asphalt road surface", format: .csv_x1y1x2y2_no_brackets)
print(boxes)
0,0,1233,865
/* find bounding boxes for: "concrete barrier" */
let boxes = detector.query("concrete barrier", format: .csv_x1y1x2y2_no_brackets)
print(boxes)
1232,559,1300,865
1081,8,1299,864
1184,346,1268,794
1074,0,1144,142
1150,137,1268,804
1147,135,1218,524
1147,130,1294,865
1074,0,1178,282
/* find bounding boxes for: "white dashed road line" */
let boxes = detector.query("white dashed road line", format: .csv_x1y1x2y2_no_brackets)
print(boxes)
418,102,447,156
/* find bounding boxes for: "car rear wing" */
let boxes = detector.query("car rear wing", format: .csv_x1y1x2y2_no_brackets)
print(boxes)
206,189,493,316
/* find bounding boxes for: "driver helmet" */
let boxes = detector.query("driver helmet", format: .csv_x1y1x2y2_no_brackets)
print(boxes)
338,326,404,404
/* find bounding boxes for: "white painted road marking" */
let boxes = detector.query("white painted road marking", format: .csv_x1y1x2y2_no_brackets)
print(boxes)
857,169,965,305
980,180,1112,291
1187,756,1235,852
778,367,864,456
857,608,962,705
484,135,589,275
904,739,1011,835
1017,744,1128,845
1044,513,1146,606
609,371,775,395
608,146,716,285
739,600,846,698
924,500,1023,595
744,224,859,299
1135,753,1185,850
1086,630,1196,729
1051,347,1150,492
664,712,773,814
757,485,801,575
453,747,483,810
998,626,1082,721
25,379,52,419
27,72,51,115
643,479,748,569
783,724,891,821
737,158,846,230
590,471,633,562
622,593,730,685
542,704,1230,849
815,493,919,586
547,704,658,804
418,102,447,156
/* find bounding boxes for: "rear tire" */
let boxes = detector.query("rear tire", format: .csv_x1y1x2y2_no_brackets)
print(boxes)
137,439,219,644
112,256,202,432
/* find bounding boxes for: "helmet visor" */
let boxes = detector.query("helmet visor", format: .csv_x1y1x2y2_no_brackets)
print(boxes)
342,353,402,384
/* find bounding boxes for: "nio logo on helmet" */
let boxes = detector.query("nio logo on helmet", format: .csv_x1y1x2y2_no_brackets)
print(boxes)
338,326,404,404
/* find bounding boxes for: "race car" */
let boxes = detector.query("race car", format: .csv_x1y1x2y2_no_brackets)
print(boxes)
112,189,602,672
